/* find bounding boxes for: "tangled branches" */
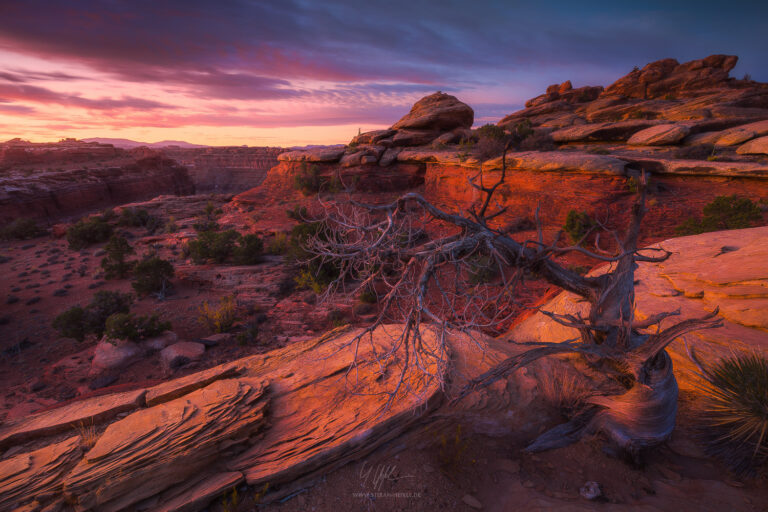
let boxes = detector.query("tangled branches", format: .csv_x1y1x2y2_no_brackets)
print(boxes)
300,147,723,455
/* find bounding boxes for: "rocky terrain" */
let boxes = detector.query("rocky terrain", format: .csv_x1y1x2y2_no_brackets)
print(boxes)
1,54,767,511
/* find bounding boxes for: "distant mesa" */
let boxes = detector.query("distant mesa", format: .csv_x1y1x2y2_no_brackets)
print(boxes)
81,138,209,149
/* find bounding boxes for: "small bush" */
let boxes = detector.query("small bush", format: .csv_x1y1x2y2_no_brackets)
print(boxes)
699,353,768,475
294,163,321,195
53,290,133,341
193,201,220,232
268,232,289,255
105,312,171,341
236,321,260,346
101,235,135,279
564,210,595,243
233,234,264,265
198,295,237,333
188,229,241,264
518,131,556,151
676,195,762,236
66,217,112,250
117,208,161,233
164,216,179,233
0,218,45,240
132,256,174,296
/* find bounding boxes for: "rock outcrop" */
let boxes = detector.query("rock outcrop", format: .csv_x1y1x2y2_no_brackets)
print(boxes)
602,55,739,99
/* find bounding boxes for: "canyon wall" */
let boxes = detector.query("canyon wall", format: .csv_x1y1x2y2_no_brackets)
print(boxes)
0,156,194,223
161,146,286,193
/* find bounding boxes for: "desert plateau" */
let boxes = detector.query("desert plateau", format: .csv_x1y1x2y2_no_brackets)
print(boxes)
1,2,767,511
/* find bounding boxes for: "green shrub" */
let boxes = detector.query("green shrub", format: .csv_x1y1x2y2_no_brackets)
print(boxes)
676,195,762,236
564,210,595,243
188,229,241,264
233,234,264,265
101,235,135,279
198,295,236,333
164,216,179,233
132,256,174,296
236,321,260,346
117,208,161,232
66,216,112,250
699,353,768,475
52,306,88,342
294,163,321,195
53,290,133,341
193,201,221,232
0,218,45,240
287,220,341,293
104,312,171,341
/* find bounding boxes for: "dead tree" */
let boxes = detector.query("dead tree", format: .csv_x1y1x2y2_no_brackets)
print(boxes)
302,146,722,459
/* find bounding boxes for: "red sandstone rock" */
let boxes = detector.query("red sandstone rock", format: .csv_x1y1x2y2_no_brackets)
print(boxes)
390,91,473,132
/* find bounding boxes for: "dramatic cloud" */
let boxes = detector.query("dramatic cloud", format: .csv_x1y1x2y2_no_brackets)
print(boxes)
0,0,766,145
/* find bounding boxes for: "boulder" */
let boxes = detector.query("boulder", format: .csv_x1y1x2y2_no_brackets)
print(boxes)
627,124,690,145
143,330,178,351
736,135,768,155
391,92,473,132
90,338,145,376
160,341,206,371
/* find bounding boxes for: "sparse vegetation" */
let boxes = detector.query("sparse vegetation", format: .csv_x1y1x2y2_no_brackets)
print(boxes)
696,352,768,475
198,295,237,333
193,201,221,232
131,256,174,296
104,312,171,341
53,290,133,341
467,254,498,284
563,209,595,243
676,195,762,235
187,230,264,265
287,219,341,293
294,163,322,195
267,232,289,254
101,234,135,279
117,208,161,233
66,216,112,250
0,218,45,240
188,229,241,264
232,234,264,265
475,123,509,160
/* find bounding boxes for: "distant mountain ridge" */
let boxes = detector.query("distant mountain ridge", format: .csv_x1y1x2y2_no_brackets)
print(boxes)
82,137,209,149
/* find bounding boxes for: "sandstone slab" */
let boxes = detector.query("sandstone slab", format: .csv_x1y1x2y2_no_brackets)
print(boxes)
736,135,768,155
482,151,626,176
63,380,268,512
0,389,146,450
551,120,660,142
628,124,690,145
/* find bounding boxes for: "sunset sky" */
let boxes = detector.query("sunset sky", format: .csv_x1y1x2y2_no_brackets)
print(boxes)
1,1,766,147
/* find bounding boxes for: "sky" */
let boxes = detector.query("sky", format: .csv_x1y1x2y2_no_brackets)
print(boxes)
0,1,766,147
